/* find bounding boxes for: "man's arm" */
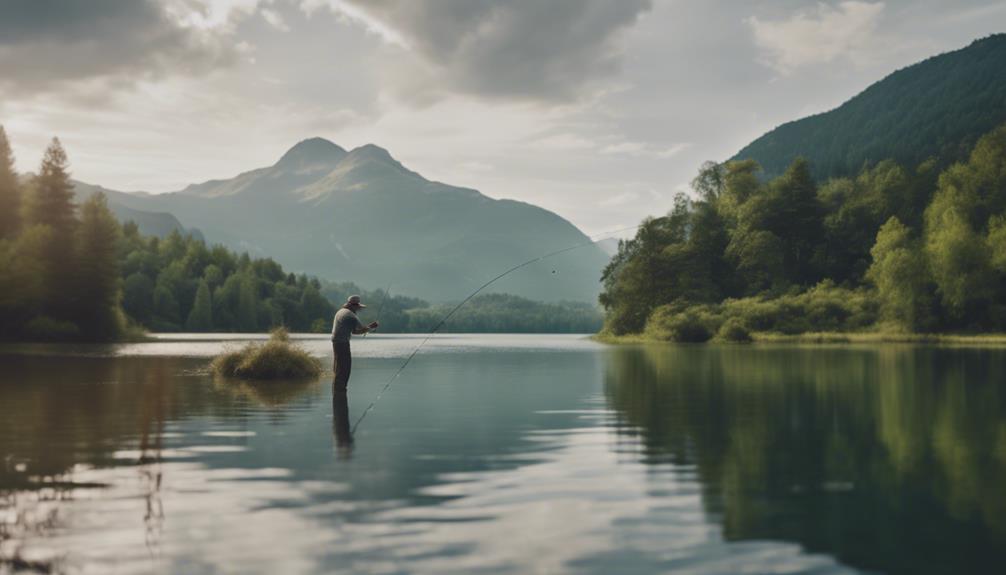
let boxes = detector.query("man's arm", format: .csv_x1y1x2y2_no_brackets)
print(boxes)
352,318,379,334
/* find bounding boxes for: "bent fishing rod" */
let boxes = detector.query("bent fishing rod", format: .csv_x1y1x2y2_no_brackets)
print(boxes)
350,222,643,434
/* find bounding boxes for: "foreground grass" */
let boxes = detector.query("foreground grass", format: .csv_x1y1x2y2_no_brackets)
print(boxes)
211,327,321,379
595,331,1006,346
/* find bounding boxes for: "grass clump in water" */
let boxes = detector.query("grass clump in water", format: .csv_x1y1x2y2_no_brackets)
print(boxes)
211,327,321,379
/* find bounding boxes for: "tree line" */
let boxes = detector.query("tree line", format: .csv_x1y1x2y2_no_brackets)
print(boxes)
321,283,602,333
601,123,1006,340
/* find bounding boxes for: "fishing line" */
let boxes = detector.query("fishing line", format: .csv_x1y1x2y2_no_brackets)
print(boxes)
349,222,644,434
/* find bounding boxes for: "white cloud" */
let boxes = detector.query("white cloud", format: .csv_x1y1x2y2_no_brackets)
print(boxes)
260,8,290,31
601,141,690,159
298,0,410,47
748,1,886,74
598,191,639,207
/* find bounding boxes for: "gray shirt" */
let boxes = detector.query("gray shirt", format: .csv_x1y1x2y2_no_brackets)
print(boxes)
331,308,363,343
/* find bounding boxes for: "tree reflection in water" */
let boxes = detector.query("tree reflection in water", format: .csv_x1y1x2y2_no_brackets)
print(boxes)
604,344,1006,574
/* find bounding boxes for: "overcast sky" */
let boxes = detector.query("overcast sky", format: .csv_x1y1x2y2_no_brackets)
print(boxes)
2,0,1004,236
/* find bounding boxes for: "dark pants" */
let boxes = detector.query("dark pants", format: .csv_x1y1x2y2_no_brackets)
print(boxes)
333,341,352,392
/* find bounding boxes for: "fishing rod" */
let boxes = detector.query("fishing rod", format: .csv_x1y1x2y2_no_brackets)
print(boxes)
363,282,393,338
350,222,643,434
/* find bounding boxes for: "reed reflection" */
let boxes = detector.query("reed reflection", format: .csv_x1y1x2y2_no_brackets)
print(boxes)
213,374,321,408
603,344,1006,575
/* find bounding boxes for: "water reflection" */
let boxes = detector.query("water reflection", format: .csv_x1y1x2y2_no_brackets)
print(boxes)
604,344,1006,574
213,374,322,408
332,387,354,458
3,338,1006,574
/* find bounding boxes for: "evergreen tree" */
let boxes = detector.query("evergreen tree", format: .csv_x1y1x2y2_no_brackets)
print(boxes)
27,138,78,319
770,158,824,283
26,138,75,233
186,280,213,331
75,193,123,340
0,126,20,240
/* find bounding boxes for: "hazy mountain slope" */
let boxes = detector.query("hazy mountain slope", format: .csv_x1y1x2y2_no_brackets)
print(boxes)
93,139,609,302
50,179,199,240
733,34,1006,179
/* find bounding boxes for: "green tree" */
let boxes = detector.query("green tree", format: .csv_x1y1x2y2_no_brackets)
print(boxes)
237,274,258,332
866,217,931,331
186,280,213,331
924,178,994,323
26,138,78,318
153,285,181,328
75,193,123,340
123,273,155,324
770,158,824,283
0,226,49,336
0,126,20,240
916,124,1006,328
26,138,76,234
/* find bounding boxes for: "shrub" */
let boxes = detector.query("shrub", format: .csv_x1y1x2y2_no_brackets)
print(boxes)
211,327,320,379
716,317,752,342
22,316,80,341
646,305,718,343
719,282,878,335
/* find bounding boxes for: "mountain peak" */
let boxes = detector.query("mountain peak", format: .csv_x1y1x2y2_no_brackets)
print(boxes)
277,137,347,167
346,143,395,163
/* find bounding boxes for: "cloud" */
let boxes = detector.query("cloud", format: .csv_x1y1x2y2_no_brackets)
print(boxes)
317,0,652,102
600,141,690,159
747,1,886,74
0,0,256,97
532,132,690,159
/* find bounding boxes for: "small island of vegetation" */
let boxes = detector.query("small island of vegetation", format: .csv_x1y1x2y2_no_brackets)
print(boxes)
211,327,321,380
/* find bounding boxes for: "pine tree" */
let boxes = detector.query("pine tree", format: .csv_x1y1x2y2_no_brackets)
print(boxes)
76,193,123,340
0,126,20,240
27,138,78,320
186,280,213,331
27,138,76,233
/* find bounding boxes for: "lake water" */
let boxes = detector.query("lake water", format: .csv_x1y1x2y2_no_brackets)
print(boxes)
1,334,1005,574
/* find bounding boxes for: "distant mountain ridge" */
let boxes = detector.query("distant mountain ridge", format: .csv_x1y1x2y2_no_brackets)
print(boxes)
80,139,608,302
733,34,1006,179
71,180,203,240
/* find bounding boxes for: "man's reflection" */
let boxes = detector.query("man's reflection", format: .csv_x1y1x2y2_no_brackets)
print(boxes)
332,385,354,458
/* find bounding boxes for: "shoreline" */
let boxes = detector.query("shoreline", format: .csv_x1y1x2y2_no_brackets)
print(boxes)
593,331,1006,346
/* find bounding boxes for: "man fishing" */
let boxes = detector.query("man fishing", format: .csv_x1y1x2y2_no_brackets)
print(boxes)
332,295,379,394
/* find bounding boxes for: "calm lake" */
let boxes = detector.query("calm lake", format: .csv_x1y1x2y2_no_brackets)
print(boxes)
1,334,1005,574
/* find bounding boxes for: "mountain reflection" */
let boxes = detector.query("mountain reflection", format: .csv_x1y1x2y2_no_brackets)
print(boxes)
603,344,1006,574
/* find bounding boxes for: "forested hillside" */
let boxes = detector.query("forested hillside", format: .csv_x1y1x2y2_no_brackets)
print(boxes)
601,123,1006,341
733,34,1006,180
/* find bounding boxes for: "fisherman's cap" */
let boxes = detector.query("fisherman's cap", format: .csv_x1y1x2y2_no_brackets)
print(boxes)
347,294,367,308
